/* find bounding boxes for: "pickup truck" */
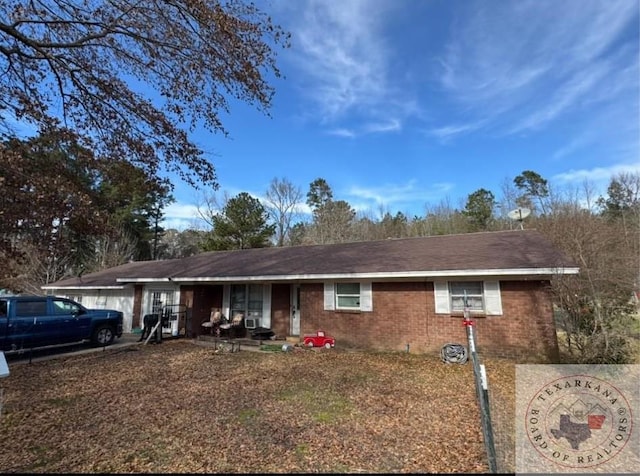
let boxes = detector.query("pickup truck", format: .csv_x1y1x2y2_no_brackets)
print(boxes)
0,295,123,354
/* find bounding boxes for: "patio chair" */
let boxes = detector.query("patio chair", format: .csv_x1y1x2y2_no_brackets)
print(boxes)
221,313,246,339
201,309,223,336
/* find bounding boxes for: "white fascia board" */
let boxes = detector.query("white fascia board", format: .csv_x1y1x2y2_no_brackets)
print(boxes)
115,278,174,283
41,285,126,290
165,267,579,283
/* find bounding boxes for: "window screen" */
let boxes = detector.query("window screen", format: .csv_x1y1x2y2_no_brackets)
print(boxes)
450,281,484,312
336,283,360,310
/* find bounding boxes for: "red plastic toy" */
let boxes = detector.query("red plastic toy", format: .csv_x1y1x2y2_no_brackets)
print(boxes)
303,330,335,349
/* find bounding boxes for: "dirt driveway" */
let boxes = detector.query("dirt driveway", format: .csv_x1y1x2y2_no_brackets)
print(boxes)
0,340,515,473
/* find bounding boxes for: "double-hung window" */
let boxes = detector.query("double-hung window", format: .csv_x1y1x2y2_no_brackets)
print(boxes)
323,282,372,312
336,283,361,310
434,280,502,316
449,281,484,312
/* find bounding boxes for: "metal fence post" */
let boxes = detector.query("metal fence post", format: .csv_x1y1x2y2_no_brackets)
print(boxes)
463,293,497,473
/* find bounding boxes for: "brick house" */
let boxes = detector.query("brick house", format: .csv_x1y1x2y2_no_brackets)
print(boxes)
43,229,579,361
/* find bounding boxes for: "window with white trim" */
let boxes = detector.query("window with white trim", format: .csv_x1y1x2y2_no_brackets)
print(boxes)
149,290,175,314
336,283,360,310
450,281,484,312
323,282,373,312
230,283,263,328
434,280,502,316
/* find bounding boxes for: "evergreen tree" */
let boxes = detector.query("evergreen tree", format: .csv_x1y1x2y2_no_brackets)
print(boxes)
203,193,275,250
463,188,496,231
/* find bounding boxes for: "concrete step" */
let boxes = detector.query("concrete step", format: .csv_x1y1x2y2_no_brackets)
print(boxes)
196,335,290,349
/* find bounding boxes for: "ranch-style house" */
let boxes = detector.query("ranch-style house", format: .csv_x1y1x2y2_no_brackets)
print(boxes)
42,229,579,361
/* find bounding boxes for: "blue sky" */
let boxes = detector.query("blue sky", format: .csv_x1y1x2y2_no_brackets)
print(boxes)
163,0,640,230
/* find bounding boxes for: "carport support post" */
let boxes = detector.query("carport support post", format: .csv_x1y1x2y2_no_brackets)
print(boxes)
463,294,497,474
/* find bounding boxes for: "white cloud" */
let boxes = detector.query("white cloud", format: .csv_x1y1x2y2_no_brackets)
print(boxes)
436,0,638,138
287,1,386,119
428,120,486,142
327,128,356,138
508,63,609,134
327,118,401,138
281,0,415,127
345,180,455,216
552,161,640,186
552,136,590,161
161,203,208,231
164,202,201,219
362,118,401,134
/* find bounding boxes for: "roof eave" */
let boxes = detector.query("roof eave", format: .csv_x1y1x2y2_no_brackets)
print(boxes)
40,285,127,290
119,267,580,283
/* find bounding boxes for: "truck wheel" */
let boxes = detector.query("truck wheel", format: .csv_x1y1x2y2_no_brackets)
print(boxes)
92,325,115,346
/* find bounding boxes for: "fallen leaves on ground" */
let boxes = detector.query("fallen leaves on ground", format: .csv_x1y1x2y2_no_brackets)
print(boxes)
0,341,516,473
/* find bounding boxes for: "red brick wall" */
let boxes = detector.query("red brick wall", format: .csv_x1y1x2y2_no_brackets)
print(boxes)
300,280,559,362
133,285,143,328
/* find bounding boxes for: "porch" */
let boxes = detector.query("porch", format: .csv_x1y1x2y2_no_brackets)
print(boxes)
194,334,299,352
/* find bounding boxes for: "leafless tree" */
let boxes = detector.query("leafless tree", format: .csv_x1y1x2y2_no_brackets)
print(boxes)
86,225,140,273
196,190,231,229
535,181,638,363
264,177,304,246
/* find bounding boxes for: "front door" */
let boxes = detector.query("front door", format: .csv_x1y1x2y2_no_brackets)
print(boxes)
290,284,300,336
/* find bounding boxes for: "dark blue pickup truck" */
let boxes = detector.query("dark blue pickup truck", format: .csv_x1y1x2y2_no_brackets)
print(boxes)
0,295,123,354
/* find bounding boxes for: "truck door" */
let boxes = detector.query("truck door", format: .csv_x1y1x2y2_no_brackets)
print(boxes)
11,298,49,348
51,298,91,343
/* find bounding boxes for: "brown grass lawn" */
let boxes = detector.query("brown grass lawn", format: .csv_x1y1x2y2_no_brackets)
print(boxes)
0,341,516,473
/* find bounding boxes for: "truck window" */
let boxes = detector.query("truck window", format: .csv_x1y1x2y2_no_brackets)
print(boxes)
15,300,47,317
53,299,81,315
0,300,6,317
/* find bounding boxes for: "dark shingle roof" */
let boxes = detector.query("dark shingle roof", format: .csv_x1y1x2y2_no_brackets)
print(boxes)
44,230,578,289
44,259,179,288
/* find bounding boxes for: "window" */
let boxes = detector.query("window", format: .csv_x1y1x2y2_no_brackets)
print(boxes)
52,299,82,315
149,290,175,314
323,282,372,312
336,283,360,310
450,281,484,312
230,284,263,328
434,280,502,316
15,300,47,317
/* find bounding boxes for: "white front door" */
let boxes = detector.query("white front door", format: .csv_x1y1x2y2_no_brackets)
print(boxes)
290,284,300,336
